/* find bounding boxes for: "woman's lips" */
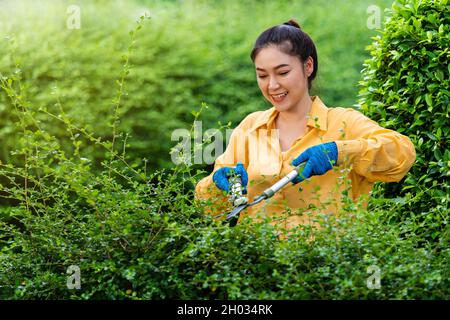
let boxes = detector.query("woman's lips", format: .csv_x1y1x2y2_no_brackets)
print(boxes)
271,92,288,103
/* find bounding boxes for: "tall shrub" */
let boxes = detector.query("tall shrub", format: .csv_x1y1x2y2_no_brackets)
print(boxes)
358,0,449,240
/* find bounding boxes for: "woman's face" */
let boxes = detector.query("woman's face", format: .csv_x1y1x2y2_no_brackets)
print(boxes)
254,45,313,113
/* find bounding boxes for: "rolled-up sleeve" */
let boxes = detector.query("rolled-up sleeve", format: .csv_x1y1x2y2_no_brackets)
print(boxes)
335,110,416,183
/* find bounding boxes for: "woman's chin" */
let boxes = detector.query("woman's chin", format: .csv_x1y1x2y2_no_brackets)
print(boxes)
274,103,291,112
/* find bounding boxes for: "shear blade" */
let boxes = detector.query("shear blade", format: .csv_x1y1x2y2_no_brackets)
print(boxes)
226,204,248,220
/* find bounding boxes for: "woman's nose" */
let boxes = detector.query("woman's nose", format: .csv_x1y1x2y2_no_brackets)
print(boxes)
268,77,280,90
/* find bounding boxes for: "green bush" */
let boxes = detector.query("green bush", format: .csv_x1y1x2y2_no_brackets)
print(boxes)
2,191,448,299
358,0,449,241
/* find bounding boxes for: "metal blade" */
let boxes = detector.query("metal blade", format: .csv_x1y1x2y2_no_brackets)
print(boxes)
226,203,248,220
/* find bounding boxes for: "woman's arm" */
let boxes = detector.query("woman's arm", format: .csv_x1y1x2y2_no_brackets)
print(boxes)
335,109,416,183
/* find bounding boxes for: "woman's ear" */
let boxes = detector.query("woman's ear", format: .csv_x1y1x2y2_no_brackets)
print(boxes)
304,56,314,78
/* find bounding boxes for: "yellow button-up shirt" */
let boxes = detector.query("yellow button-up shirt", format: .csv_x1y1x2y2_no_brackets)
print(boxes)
195,96,416,229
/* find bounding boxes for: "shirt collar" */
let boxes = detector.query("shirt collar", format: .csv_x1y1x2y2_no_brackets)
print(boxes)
248,96,329,133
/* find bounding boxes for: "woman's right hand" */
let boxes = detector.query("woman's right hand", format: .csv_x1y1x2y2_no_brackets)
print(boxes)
212,162,248,193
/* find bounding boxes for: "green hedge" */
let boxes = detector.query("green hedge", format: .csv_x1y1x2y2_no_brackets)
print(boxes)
1,194,448,299
358,0,449,240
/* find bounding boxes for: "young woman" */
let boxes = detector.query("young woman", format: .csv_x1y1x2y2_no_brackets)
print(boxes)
195,19,416,229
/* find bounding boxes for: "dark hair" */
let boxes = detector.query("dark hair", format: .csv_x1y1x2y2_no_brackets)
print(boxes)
250,19,318,91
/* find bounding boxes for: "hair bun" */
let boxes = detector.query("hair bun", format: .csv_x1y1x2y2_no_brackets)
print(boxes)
283,19,301,29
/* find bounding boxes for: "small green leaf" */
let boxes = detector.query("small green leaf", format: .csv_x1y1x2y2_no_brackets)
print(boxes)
414,96,422,105
435,70,443,82
426,132,437,141
436,128,442,139
434,148,443,160
425,94,433,108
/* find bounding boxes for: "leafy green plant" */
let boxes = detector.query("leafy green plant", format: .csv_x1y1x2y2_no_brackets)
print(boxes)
358,0,449,241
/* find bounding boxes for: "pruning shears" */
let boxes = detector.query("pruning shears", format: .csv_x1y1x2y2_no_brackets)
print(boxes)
216,162,307,227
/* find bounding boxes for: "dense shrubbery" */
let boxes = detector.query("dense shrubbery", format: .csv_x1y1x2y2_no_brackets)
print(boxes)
358,0,449,241
1,181,448,299
0,0,448,299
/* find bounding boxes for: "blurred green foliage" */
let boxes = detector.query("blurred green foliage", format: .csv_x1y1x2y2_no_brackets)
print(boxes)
0,0,392,171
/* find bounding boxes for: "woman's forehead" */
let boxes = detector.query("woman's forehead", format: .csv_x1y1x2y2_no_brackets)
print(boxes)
254,46,298,70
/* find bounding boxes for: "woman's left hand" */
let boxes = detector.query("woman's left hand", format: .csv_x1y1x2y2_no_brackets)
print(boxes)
291,142,338,184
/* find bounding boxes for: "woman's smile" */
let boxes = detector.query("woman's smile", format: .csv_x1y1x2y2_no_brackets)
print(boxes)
271,91,288,103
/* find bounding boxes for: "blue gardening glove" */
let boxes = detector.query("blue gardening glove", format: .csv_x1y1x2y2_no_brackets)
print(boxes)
212,162,248,194
291,142,338,185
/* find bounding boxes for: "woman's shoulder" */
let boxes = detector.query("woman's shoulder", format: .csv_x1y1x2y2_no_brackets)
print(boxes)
329,105,362,115
328,106,371,122
327,106,378,131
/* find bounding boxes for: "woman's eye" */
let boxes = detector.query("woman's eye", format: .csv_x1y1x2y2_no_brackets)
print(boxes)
279,71,290,76
258,75,268,79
